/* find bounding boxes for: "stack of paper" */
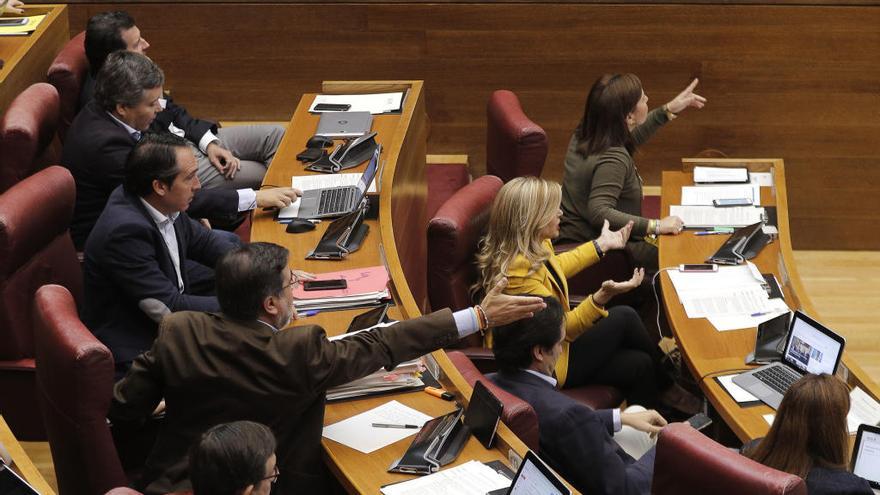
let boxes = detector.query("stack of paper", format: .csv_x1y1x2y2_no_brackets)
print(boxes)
293,266,390,311
327,357,424,401
670,205,765,228
680,184,761,206
380,460,511,495
309,92,405,114
667,262,789,331
848,387,880,433
0,15,45,36
278,173,377,220
693,166,749,183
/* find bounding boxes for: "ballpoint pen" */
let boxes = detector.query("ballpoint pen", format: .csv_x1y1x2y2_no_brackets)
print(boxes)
695,231,729,236
372,423,419,429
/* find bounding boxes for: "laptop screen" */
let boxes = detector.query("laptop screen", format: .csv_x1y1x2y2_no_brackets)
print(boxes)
852,425,880,488
782,311,844,376
506,451,570,495
356,145,381,197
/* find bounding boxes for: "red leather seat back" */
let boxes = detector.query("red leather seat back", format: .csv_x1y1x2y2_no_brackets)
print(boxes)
652,423,807,495
46,31,87,142
0,83,61,193
447,351,540,450
0,166,82,439
34,284,127,495
486,90,548,183
427,175,503,346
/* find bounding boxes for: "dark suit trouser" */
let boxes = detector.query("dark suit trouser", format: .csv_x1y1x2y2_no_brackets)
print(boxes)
565,305,673,407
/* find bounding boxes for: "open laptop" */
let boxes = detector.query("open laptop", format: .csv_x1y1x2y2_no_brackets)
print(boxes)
852,424,880,492
733,310,845,409
297,145,380,219
487,450,570,495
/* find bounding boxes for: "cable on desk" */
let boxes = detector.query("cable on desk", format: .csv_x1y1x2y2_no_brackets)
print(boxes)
699,367,757,384
651,266,677,342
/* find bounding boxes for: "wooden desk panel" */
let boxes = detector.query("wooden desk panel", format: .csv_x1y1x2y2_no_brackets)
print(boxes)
660,158,880,441
0,4,67,116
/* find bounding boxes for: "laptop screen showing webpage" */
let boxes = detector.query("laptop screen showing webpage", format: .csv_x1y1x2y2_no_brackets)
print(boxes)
356,146,381,197
508,453,569,495
782,313,842,376
853,426,880,488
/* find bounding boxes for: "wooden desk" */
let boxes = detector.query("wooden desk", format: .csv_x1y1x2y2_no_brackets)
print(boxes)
0,416,54,494
0,4,67,116
252,81,539,494
659,158,880,442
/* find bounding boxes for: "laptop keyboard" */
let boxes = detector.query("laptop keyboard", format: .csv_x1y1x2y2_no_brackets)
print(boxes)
317,188,355,215
754,366,801,395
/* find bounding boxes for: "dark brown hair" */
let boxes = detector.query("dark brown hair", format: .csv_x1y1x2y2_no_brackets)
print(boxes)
575,73,643,157
746,373,850,478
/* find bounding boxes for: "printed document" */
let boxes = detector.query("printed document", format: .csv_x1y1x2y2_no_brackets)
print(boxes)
848,387,880,433
322,400,432,454
667,263,789,320
670,205,765,228
693,166,749,183
309,92,405,114
680,184,761,206
380,460,511,495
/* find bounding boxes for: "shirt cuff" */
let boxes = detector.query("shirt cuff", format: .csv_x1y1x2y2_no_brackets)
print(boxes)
237,189,256,212
198,130,220,154
613,408,622,433
452,308,480,340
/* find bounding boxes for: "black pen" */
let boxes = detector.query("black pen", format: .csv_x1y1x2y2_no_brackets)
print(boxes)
372,423,419,429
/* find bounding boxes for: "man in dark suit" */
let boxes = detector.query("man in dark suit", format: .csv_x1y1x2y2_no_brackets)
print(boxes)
490,297,669,495
110,241,547,494
63,50,298,249
84,132,239,377
80,11,284,192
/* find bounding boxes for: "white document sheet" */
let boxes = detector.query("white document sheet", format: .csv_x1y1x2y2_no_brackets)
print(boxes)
322,400,432,454
309,92,405,114
277,174,377,219
848,387,880,433
681,184,761,206
669,205,765,228
764,413,775,426
668,263,785,319
706,301,790,331
380,460,511,495
749,172,774,187
693,166,749,183
717,374,760,403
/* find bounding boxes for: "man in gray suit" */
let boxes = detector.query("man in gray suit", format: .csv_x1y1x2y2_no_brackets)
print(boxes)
111,242,546,494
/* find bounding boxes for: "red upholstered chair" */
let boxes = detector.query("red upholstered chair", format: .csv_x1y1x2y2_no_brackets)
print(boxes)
447,351,540,450
652,423,807,495
0,166,83,439
426,161,471,221
486,90,548,183
0,83,61,193
33,284,128,495
46,31,87,142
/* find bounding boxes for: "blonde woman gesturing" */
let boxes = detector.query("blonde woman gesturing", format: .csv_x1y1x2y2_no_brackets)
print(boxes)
475,177,699,414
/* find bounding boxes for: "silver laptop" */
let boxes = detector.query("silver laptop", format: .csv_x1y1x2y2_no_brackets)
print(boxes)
733,310,845,409
297,145,380,219
315,111,372,139
490,451,570,495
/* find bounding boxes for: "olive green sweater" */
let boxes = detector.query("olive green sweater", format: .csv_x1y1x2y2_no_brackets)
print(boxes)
558,107,671,244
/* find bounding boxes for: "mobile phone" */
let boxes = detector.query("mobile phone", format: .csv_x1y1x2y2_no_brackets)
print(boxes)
0,18,28,26
686,412,713,431
713,198,753,207
679,263,719,272
314,103,351,112
302,279,347,291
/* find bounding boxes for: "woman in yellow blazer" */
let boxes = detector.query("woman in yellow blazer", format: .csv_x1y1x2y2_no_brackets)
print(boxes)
475,176,699,413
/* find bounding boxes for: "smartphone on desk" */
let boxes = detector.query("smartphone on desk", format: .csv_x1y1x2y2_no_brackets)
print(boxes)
713,198,753,207
303,279,347,291
314,103,351,112
0,18,28,26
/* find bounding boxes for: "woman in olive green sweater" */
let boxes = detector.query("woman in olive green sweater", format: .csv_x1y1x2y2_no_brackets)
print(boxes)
558,75,706,270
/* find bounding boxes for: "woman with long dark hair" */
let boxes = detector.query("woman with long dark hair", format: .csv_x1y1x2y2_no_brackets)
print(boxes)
558,74,706,269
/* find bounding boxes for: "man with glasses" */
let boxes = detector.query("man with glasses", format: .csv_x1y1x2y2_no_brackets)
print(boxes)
83,131,240,378
111,241,547,494
189,421,279,495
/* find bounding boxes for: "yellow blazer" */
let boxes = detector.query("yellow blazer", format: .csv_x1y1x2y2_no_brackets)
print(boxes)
485,239,608,387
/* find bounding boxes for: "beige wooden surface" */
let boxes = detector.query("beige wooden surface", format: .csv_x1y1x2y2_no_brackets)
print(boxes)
659,159,880,442
0,4,68,116
0,416,54,494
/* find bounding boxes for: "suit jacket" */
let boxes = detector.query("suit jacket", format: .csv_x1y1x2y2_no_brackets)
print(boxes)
83,186,237,371
806,467,873,495
490,369,655,495
62,100,238,249
110,309,460,494
485,239,607,386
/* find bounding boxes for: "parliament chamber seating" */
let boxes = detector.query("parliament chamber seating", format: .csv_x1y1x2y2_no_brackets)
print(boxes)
0,166,82,440
33,284,129,495
0,83,61,194
652,423,807,495
486,90,548,183
46,31,87,143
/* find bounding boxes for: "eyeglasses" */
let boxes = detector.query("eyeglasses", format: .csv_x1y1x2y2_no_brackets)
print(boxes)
282,270,300,290
260,465,280,484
